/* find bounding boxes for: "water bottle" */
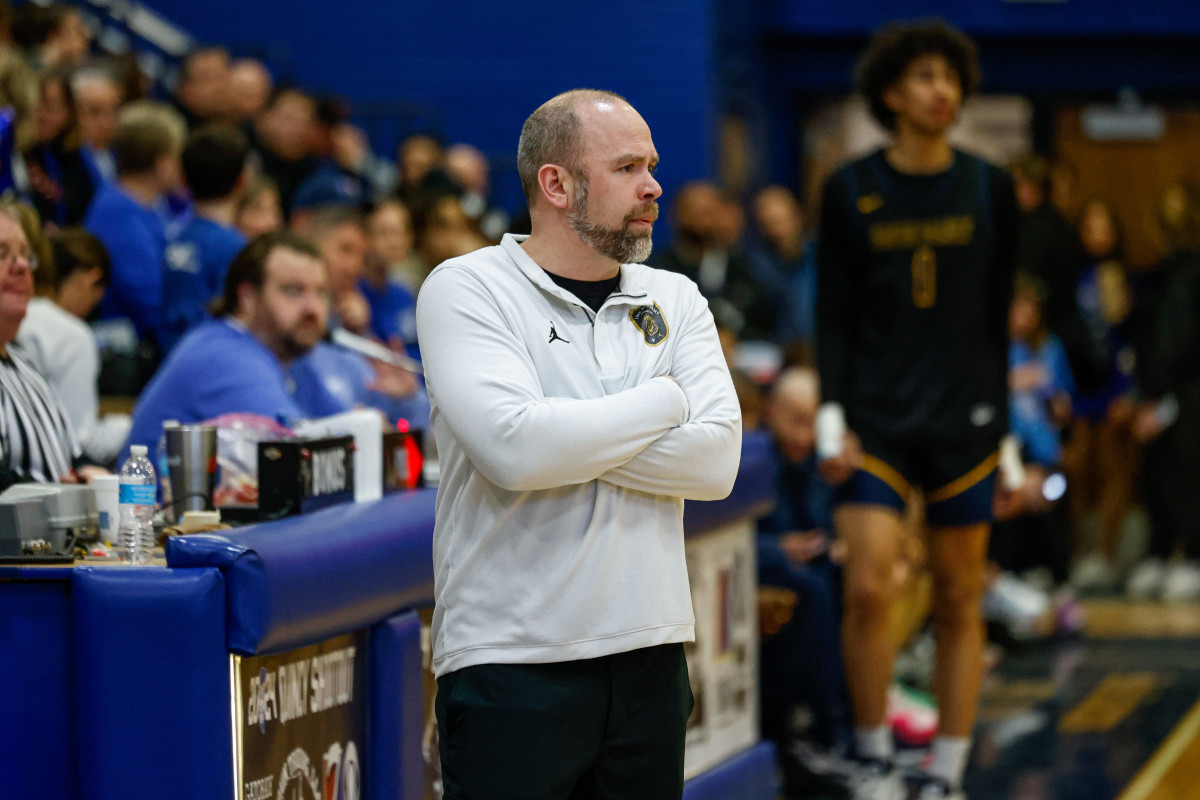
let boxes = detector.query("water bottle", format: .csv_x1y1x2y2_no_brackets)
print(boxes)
118,444,157,564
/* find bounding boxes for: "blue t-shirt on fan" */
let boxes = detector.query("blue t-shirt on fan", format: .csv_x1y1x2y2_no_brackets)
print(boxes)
360,277,420,361
160,215,247,354
84,182,167,343
289,340,430,427
125,319,344,459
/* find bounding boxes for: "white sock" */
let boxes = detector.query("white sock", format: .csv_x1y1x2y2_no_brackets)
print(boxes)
928,736,972,787
855,725,893,761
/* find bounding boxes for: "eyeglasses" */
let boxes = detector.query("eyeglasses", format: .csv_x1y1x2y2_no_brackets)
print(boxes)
0,248,37,272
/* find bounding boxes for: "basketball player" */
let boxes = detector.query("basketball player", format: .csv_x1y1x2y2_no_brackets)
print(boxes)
815,20,1019,800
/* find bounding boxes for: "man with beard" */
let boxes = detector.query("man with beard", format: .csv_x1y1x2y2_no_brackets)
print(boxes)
416,89,742,799
126,231,345,453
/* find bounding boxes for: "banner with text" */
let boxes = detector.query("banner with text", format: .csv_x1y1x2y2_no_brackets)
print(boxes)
232,631,367,800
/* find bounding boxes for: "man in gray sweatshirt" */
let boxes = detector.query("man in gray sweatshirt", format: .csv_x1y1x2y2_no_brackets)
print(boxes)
416,89,742,799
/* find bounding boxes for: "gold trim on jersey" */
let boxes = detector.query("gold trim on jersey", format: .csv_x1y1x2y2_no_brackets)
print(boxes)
860,454,914,502
926,451,1000,505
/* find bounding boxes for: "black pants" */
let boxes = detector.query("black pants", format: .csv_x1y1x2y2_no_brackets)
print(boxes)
436,643,693,800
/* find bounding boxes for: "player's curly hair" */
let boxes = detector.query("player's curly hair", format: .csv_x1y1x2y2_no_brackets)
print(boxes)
855,19,980,131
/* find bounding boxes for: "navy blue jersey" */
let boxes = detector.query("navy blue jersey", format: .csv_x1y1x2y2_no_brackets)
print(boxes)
816,149,1018,445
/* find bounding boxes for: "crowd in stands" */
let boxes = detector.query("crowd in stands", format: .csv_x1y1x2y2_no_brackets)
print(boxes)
0,2,511,481
4,4,1200,794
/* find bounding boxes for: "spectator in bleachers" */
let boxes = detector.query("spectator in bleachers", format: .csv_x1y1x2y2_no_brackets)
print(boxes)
13,3,89,70
292,112,375,214
1050,159,1081,224
1008,274,1075,474
444,142,509,241
111,51,150,104
990,274,1074,583
653,180,776,341
415,191,487,268
294,205,372,336
126,232,345,452
251,87,320,214
367,198,426,292
286,339,426,427
1011,155,1084,333
235,175,284,239
758,368,837,568
394,133,442,208
0,0,39,153
71,65,122,183
289,208,425,424
1127,182,1200,601
160,124,250,354
23,68,97,226
746,185,817,346
1062,198,1138,592
84,100,185,346
360,237,419,362
16,228,129,465
0,201,90,488
229,58,273,122
755,367,849,794
308,96,394,198
174,47,233,131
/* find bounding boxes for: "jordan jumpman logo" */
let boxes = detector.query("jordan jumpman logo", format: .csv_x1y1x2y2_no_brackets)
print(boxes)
548,323,570,344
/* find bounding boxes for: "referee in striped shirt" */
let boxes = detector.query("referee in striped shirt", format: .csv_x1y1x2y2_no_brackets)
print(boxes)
0,202,90,489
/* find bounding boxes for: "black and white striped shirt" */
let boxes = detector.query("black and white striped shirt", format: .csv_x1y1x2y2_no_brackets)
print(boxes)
0,345,80,484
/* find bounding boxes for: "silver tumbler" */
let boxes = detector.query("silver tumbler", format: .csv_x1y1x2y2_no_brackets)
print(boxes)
164,424,218,523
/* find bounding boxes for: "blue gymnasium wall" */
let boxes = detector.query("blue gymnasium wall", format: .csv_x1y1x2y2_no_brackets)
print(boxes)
141,0,1200,201
143,0,717,214
762,0,1200,36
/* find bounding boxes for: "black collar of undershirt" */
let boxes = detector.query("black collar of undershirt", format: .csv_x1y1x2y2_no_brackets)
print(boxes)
542,269,621,314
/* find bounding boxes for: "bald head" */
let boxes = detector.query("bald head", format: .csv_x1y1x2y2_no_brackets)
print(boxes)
517,89,630,204
768,367,821,463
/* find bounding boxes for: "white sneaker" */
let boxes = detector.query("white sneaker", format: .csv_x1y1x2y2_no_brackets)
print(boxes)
1125,558,1165,601
847,759,905,800
1069,552,1116,594
1162,561,1200,602
912,776,966,800
983,572,1050,638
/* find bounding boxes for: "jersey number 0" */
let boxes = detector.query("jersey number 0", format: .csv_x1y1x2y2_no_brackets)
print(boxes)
911,244,936,308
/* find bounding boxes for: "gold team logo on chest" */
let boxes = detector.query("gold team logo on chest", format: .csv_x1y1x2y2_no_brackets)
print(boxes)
629,303,669,346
